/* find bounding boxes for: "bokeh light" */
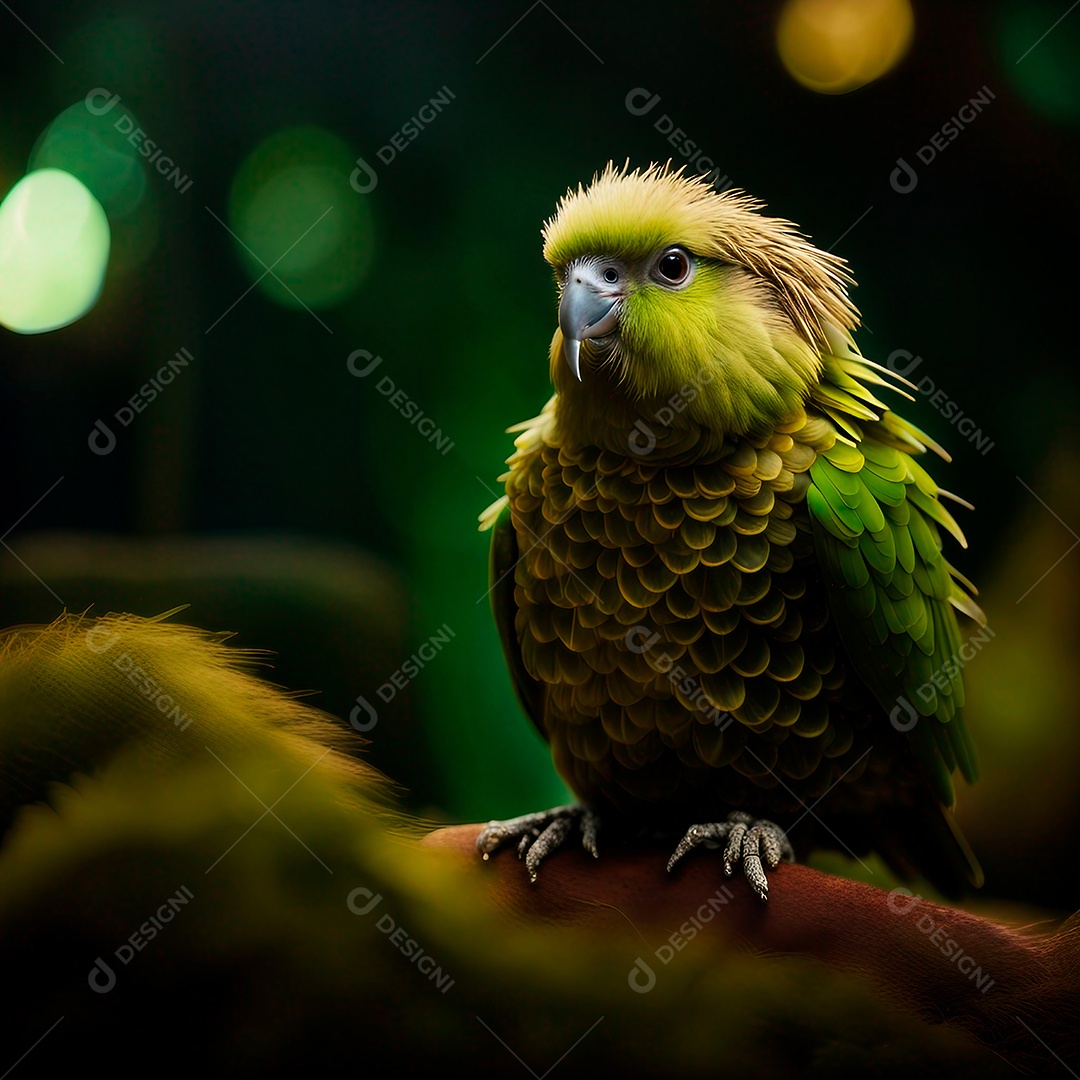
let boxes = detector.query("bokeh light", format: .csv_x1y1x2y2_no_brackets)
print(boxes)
0,168,110,335
27,98,159,277
29,99,147,218
228,127,373,310
998,1,1080,125
777,0,914,95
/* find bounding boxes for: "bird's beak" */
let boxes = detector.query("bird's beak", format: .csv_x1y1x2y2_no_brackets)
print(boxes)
558,262,622,381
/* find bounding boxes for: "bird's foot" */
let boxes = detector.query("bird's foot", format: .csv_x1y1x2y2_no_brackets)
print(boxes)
666,811,794,902
476,804,600,882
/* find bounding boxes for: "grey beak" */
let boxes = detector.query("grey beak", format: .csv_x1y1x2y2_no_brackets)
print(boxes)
558,262,621,381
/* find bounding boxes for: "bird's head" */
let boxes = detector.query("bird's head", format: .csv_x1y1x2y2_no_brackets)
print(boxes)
542,162,859,440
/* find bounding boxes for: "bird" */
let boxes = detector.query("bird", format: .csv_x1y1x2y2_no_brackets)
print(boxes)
476,161,984,901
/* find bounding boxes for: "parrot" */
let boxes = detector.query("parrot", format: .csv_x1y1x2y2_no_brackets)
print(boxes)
476,161,984,901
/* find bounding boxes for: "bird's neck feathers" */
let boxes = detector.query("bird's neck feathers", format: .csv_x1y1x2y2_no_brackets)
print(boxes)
551,284,826,462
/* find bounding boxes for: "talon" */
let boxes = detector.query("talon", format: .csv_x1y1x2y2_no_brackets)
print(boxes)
476,805,602,881
668,812,792,901
722,822,748,876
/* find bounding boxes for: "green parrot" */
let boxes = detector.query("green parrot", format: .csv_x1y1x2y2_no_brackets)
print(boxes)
477,162,984,901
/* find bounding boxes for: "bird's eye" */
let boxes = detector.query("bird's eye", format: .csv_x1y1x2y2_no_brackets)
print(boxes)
654,248,692,286
602,267,620,284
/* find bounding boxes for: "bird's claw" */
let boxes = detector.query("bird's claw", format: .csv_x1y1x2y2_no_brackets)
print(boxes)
667,811,794,902
476,804,600,882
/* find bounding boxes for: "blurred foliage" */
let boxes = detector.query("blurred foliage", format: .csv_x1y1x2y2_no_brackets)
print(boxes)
0,613,1031,1076
2,743,1014,1078
0,1,1077,908
960,444,1080,911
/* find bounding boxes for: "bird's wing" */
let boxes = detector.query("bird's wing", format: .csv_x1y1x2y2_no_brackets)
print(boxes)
485,498,548,741
804,337,983,811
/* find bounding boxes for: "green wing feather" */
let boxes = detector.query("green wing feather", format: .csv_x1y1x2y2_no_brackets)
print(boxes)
807,345,985,810
487,500,547,740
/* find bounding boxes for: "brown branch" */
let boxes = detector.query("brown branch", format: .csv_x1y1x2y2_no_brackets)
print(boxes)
425,823,1080,1071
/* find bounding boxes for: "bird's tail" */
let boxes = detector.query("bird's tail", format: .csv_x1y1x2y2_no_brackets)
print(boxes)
874,798,984,901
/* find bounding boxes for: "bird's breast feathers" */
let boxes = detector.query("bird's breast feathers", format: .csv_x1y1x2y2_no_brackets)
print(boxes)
497,398,883,813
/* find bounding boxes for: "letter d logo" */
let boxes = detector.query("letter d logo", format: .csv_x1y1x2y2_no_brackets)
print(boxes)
349,695,378,732
625,87,660,116
85,625,120,654
890,695,918,732
346,349,383,379
347,887,382,916
886,887,923,916
85,88,120,116
350,155,378,194
89,419,116,456
625,625,661,655
628,420,656,456
88,957,117,993
890,156,918,194
886,349,923,378
627,957,656,993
